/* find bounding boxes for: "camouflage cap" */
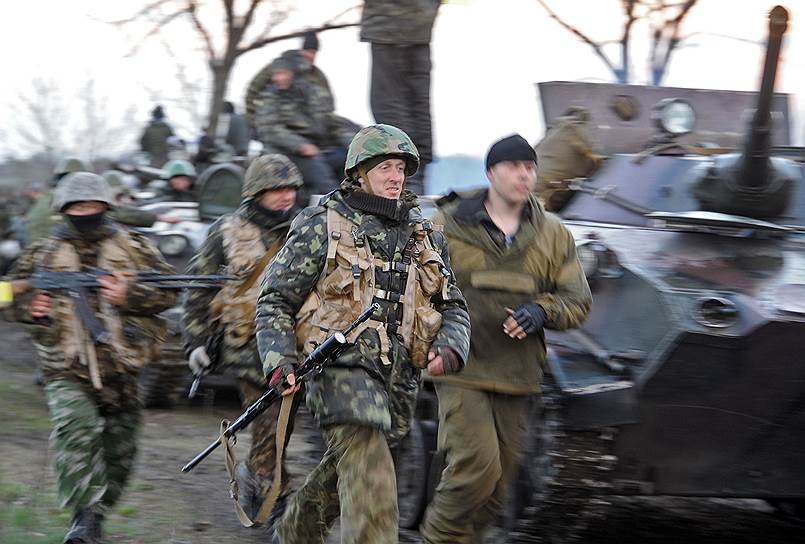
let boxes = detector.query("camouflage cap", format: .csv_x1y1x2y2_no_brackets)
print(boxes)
162,159,196,179
344,124,419,178
54,157,91,176
243,154,303,197
52,172,114,211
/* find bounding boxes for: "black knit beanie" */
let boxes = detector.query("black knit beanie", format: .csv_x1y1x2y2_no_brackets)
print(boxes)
302,31,319,51
485,134,537,171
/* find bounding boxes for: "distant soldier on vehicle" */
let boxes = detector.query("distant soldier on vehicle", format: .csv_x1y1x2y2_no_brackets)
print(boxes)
253,55,354,197
103,170,179,228
139,105,175,168
182,153,304,526
8,172,177,544
534,106,602,211
361,0,442,195
255,124,471,543
152,159,197,203
24,157,91,246
420,134,592,543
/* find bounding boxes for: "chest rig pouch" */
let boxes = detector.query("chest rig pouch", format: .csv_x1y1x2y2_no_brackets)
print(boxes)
295,207,448,368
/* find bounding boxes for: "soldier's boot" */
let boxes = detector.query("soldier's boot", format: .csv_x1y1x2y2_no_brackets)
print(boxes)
235,461,261,520
63,509,103,544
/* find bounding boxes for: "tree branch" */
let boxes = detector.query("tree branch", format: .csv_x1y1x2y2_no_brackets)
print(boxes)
237,22,359,55
107,0,172,25
186,0,216,60
124,8,187,57
536,0,619,77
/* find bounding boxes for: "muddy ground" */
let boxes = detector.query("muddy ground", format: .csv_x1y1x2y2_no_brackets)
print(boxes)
0,319,801,543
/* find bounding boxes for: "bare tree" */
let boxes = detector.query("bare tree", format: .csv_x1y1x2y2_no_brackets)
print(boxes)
13,78,70,161
78,79,138,161
111,1,359,134
537,0,698,85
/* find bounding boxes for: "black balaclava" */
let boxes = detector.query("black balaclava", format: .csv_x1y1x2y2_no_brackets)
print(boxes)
65,212,106,235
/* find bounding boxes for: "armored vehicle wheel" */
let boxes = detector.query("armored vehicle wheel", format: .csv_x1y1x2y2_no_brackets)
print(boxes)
396,419,435,529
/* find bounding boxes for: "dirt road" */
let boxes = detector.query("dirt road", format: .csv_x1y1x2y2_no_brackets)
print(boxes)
0,320,801,543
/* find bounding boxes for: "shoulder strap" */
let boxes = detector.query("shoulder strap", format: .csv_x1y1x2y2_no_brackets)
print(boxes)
233,236,284,298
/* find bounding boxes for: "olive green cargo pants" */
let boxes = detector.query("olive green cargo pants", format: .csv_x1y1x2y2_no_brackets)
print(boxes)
275,423,398,544
420,383,533,544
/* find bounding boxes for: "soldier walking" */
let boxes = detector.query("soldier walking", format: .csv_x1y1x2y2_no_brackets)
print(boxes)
255,124,471,544
420,134,592,542
181,154,304,525
8,172,177,544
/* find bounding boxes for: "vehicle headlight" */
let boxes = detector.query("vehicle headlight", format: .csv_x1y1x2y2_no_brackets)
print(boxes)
577,238,622,281
652,98,696,136
158,234,188,256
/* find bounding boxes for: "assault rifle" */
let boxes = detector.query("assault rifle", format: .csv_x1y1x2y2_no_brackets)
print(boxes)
8,269,234,345
181,302,380,473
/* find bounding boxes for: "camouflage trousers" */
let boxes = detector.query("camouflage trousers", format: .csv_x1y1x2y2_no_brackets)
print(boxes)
420,384,533,544
276,423,398,544
44,379,141,514
238,378,301,492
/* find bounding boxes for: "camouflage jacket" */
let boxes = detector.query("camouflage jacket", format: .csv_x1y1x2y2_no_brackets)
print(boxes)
9,220,177,408
254,78,351,156
109,205,158,228
432,190,591,394
140,120,174,167
245,50,334,125
255,189,470,440
182,200,294,383
24,191,56,245
360,0,441,45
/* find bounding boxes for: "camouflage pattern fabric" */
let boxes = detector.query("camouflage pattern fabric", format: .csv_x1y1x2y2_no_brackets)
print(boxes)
275,423,398,544
139,119,174,167
242,154,303,198
181,200,294,384
44,379,141,514
420,384,533,543
360,0,441,45
344,123,419,177
245,50,334,125
253,76,352,157
9,219,177,403
255,189,470,440
52,172,115,211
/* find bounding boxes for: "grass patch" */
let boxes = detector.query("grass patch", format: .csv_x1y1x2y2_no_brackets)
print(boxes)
116,504,139,517
0,382,51,432
0,471,65,544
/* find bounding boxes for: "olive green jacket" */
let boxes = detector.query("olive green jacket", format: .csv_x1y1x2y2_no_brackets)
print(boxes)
431,190,591,394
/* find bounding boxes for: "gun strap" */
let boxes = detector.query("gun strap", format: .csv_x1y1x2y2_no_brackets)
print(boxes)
221,392,295,528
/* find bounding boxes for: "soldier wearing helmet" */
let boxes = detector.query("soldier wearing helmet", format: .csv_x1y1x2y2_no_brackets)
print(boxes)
153,159,198,203
181,153,304,526
23,157,93,245
8,172,177,544
255,124,470,543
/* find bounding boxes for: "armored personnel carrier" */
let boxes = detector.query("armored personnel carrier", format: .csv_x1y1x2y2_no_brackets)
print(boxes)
397,5,805,538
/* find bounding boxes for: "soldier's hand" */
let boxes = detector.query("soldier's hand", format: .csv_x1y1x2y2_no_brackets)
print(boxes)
298,144,320,157
98,271,129,306
269,363,301,397
188,346,213,375
504,304,546,340
29,293,52,318
426,346,463,376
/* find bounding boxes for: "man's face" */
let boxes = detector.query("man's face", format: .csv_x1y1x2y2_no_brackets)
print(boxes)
169,175,192,192
487,160,537,206
64,201,107,216
272,69,294,90
300,49,316,64
361,158,406,200
257,187,297,212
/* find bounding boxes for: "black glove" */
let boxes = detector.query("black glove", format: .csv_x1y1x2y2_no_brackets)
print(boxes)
512,303,547,335
268,362,297,394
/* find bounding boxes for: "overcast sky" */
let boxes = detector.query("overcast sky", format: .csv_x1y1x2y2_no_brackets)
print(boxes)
1,0,802,159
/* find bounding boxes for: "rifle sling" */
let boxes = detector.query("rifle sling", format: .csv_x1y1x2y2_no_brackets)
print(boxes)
220,393,295,527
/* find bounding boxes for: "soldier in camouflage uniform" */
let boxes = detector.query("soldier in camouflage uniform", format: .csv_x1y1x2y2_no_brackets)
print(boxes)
181,154,304,523
8,172,177,544
139,105,174,167
253,56,354,196
152,159,197,203
255,124,471,544
361,0,442,195
420,135,592,543
103,170,175,228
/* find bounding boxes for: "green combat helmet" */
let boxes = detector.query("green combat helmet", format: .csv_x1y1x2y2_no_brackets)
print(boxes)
52,172,114,211
345,124,420,179
242,154,303,198
162,159,196,180
53,157,91,180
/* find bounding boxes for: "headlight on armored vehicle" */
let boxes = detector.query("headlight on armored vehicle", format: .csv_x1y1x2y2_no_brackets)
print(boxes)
158,234,189,256
653,98,696,136
577,238,623,281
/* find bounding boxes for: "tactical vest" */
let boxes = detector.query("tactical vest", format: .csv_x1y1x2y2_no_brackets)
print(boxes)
295,207,448,368
46,232,167,386
212,215,283,349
